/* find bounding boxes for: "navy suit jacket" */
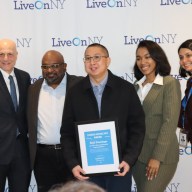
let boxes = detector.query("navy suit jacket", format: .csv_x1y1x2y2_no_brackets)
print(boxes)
0,68,31,164
60,70,145,170
27,73,83,169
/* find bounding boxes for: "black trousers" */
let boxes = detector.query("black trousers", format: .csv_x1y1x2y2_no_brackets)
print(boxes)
89,170,132,192
0,135,31,192
34,145,73,192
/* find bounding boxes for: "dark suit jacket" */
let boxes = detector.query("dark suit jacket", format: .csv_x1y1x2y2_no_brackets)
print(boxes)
0,68,31,164
27,73,83,169
178,77,192,143
60,70,145,170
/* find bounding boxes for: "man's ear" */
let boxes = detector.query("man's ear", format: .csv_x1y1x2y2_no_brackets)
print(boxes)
107,57,111,67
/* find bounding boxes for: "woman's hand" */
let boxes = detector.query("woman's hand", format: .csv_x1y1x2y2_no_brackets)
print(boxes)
146,159,160,180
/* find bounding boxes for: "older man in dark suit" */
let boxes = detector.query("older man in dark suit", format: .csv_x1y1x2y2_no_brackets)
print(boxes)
0,39,31,192
27,50,83,192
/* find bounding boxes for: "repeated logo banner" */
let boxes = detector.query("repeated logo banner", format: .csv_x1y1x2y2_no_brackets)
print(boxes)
13,0,66,10
52,36,103,47
124,34,177,45
86,0,138,8
160,0,192,6
1,0,192,191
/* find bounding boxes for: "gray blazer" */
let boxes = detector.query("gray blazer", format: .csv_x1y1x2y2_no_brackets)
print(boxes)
135,76,181,164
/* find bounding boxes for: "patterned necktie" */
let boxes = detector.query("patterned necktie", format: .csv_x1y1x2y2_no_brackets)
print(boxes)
9,75,18,111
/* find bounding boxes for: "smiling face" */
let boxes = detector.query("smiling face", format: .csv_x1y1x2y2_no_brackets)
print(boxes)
84,46,110,84
179,48,192,73
42,50,67,88
0,39,18,74
136,47,156,80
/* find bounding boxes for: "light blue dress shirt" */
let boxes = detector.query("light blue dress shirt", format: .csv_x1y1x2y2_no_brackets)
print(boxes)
90,73,108,117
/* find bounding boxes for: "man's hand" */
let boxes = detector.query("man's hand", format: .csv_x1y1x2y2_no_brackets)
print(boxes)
115,161,130,176
72,165,89,181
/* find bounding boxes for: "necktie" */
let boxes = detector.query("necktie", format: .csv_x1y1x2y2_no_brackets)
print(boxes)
9,75,18,111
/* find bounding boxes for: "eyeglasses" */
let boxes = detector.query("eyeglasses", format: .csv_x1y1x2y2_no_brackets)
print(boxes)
83,55,108,63
41,63,64,70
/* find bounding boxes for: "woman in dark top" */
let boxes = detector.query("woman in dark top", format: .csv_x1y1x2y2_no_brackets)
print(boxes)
178,39,192,145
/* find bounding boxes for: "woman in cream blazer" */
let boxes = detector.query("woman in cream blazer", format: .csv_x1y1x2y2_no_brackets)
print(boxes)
132,40,181,192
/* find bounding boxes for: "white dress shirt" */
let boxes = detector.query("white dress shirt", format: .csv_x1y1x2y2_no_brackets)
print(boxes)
136,74,163,104
37,74,67,144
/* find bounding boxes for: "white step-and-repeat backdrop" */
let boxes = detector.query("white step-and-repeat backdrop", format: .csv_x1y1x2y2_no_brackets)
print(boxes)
0,1,191,191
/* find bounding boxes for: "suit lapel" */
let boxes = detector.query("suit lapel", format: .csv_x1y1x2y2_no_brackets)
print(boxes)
0,71,9,93
66,73,76,93
66,73,71,93
143,84,162,114
14,69,22,110
0,71,16,111
29,78,44,135
33,79,44,113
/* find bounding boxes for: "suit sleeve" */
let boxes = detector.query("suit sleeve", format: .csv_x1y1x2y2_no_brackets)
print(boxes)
151,79,181,162
60,89,79,170
123,85,146,167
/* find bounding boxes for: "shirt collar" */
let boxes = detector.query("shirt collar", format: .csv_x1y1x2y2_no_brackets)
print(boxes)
0,68,15,79
136,76,146,86
90,71,108,89
154,74,163,85
136,74,163,86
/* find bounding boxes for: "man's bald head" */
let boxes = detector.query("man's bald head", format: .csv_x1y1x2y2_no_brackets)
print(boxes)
0,39,18,74
41,50,67,88
42,50,64,64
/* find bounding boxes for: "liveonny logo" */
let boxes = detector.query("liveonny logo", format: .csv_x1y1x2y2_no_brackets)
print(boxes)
119,73,135,83
52,36,103,47
131,183,181,192
165,183,180,192
124,34,177,45
16,38,32,48
160,0,192,5
86,0,138,8
13,0,66,10
180,146,192,155
31,76,43,84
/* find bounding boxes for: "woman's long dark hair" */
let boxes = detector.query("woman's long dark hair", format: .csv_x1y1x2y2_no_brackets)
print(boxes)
178,39,192,77
134,40,171,80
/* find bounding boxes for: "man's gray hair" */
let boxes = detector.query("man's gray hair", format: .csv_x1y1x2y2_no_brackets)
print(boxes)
48,181,106,192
